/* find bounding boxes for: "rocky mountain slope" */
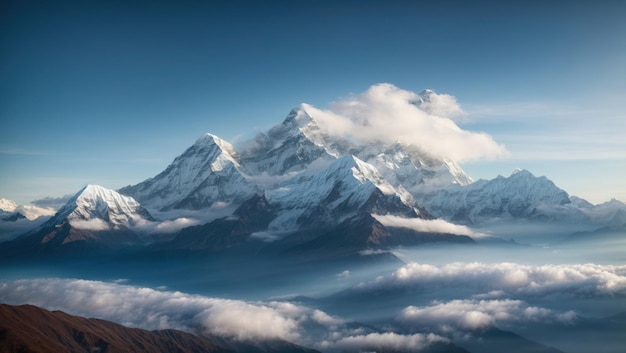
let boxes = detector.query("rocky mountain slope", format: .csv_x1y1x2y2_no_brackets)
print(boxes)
0,303,318,353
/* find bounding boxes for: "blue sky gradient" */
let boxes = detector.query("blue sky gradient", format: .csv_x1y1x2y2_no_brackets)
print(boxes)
1,0,625,205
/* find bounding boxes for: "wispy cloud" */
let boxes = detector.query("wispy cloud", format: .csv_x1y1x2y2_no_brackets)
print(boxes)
373,214,487,238
31,195,73,209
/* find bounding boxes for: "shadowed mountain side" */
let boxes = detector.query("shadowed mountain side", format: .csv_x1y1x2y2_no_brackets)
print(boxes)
168,194,277,252
0,221,144,259
283,214,474,260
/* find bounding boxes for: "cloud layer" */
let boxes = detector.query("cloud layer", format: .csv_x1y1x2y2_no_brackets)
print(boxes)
0,278,449,352
304,83,507,162
328,332,448,352
399,299,576,331
0,278,323,341
358,262,626,298
373,214,486,237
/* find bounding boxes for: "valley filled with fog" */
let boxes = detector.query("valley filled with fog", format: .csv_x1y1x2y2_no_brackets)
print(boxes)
1,224,624,353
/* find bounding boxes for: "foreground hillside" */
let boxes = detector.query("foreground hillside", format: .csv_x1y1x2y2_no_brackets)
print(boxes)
0,303,319,353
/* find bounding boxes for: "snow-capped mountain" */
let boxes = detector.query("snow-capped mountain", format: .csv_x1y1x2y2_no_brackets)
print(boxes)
265,154,422,232
120,133,257,211
570,197,626,225
51,184,154,230
239,107,340,177
424,169,588,224
120,103,474,215
0,198,57,242
0,198,55,221
5,91,622,259
170,155,434,253
350,142,473,202
0,185,155,257
0,199,21,222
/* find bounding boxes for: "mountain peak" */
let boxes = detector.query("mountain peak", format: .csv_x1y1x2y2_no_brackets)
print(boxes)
283,104,315,128
0,198,18,212
409,89,436,107
510,168,534,178
193,133,237,155
120,131,256,211
59,184,153,228
78,184,112,198
418,89,435,98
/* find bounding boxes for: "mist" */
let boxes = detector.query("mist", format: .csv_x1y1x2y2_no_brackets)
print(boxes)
1,224,624,353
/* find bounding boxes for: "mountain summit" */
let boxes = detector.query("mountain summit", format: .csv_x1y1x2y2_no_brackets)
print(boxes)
424,169,586,224
1,185,154,257
120,133,257,211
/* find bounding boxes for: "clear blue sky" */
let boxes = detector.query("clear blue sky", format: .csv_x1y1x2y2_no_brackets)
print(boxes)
1,0,625,205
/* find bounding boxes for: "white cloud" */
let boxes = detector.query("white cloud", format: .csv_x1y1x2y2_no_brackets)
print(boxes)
399,299,577,331
357,262,626,298
373,214,486,237
336,270,351,279
329,332,449,352
0,278,342,345
419,92,467,122
69,219,111,231
195,300,302,341
16,204,57,220
249,231,280,242
303,83,507,162
132,217,201,234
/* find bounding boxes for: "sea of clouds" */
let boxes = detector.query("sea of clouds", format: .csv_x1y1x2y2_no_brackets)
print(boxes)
3,259,624,352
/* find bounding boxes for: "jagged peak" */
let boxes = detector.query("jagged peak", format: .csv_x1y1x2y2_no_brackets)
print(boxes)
71,184,142,209
51,184,154,229
510,168,534,178
283,104,315,127
193,133,237,154
418,89,435,98
408,89,436,107
81,184,109,192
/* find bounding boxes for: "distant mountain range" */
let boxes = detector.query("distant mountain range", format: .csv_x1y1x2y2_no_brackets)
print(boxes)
1,91,624,258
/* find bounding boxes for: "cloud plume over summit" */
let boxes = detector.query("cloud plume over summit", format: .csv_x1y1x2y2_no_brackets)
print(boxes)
304,83,507,162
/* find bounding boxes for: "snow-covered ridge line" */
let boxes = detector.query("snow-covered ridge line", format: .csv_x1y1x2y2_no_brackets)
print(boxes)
51,184,154,230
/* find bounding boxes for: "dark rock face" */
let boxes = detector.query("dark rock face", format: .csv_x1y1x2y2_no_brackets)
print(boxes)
170,194,278,251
